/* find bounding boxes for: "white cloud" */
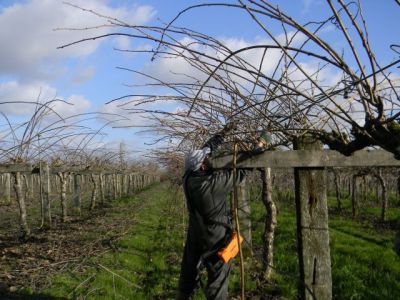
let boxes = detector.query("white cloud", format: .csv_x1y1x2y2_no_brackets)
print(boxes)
0,80,91,118
53,94,91,118
96,101,147,128
140,33,308,90
129,5,157,25
301,0,323,14
0,80,56,115
95,96,181,129
70,65,96,85
0,0,156,80
114,36,132,50
302,0,314,14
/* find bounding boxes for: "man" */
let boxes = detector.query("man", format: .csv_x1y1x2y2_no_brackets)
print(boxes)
176,123,247,300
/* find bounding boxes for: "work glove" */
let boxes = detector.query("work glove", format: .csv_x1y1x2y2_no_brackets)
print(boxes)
221,121,237,135
253,130,271,154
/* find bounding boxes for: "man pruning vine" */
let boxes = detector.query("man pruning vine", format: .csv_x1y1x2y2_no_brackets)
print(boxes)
176,123,269,300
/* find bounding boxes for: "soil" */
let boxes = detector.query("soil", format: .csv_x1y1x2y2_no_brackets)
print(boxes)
0,201,136,297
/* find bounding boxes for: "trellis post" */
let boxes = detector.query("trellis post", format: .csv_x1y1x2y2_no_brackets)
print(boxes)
238,178,252,254
107,174,113,201
294,136,332,300
4,173,11,204
99,173,105,206
57,172,69,222
261,167,277,281
127,174,132,195
90,173,98,210
113,174,117,200
40,162,51,228
72,174,82,216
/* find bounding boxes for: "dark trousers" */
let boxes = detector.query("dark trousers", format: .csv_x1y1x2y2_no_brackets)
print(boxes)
177,230,231,300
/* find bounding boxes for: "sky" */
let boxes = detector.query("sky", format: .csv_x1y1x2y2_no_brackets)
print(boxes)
0,0,399,159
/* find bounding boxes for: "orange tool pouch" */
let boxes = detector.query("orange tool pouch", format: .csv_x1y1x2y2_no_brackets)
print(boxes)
217,231,244,263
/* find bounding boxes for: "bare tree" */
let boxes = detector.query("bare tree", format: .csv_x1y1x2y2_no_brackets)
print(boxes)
58,0,400,283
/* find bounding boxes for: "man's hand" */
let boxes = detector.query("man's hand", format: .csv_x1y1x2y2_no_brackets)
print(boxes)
253,130,271,154
221,121,237,134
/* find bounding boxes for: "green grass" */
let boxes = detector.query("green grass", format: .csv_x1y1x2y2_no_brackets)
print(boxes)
329,215,400,299
42,183,186,299
250,192,400,300
35,184,400,299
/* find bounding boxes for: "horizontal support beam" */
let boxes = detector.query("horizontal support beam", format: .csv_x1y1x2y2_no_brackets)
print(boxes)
0,164,35,173
0,164,146,175
212,149,400,169
51,166,105,174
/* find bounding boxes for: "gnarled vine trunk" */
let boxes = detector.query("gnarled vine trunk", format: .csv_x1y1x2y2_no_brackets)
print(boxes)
352,175,358,219
375,169,388,222
90,174,98,210
4,173,11,205
40,162,51,229
99,173,105,206
13,171,30,237
72,174,82,216
260,167,276,281
57,172,69,222
238,179,252,255
333,168,342,211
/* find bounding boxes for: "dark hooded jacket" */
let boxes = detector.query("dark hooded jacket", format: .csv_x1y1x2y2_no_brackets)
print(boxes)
177,133,247,299
183,168,246,252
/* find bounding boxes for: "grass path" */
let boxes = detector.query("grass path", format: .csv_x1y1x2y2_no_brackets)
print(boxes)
43,182,187,299
3,183,399,299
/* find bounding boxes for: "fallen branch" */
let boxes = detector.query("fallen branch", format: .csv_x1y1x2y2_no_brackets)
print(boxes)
97,263,142,289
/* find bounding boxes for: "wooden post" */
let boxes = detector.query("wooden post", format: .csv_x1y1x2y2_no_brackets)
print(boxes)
126,174,129,195
4,173,11,205
238,178,252,254
29,174,34,199
261,167,277,281
40,162,51,228
113,174,117,200
395,230,400,256
352,175,358,219
69,174,73,193
13,171,30,236
107,174,112,201
127,174,132,195
332,168,342,211
57,172,68,222
118,174,122,197
90,174,98,210
115,174,119,198
99,173,105,206
53,173,59,194
294,136,332,300
22,174,29,200
121,174,125,196
133,174,137,191
33,174,38,197
72,174,82,216
375,169,388,221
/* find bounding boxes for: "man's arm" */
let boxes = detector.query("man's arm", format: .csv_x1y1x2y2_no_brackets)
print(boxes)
202,122,236,152
202,133,224,152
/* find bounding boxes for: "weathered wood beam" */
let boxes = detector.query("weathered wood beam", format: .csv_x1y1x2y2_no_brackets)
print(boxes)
212,149,400,169
40,162,51,228
51,166,105,174
72,174,82,216
0,164,34,173
294,137,332,300
0,164,145,176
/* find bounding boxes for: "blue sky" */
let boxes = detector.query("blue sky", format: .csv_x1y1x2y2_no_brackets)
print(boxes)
0,0,399,158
